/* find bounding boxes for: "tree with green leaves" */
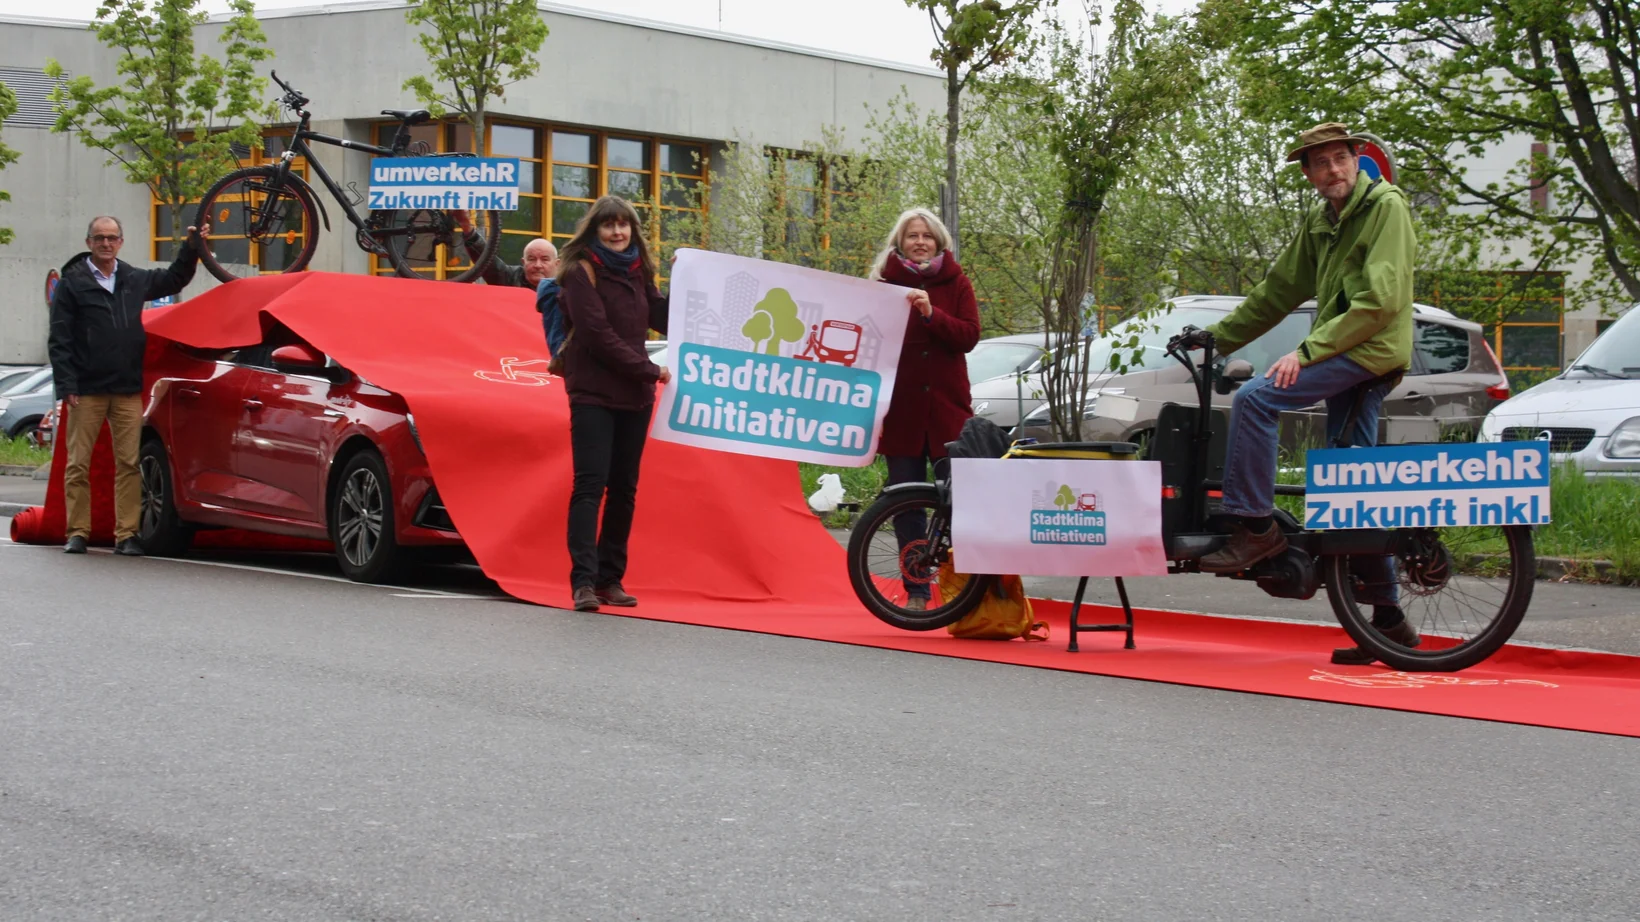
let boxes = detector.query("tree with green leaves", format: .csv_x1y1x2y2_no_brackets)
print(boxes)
46,0,271,242
867,88,1062,335
670,129,909,279
0,82,18,245
1053,483,1076,510
905,0,1042,258
1018,0,1204,441
1099,54,1312,301
1212,0,1640,306
402,0,550,154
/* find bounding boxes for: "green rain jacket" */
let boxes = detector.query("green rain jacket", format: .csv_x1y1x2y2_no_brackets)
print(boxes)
1209,172,1416,376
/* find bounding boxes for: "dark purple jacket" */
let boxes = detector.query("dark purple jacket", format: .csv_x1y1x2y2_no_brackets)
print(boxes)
558,254,668,411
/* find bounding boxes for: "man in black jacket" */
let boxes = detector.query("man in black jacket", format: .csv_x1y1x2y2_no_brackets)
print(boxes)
48,215,210,556
451,210,558,289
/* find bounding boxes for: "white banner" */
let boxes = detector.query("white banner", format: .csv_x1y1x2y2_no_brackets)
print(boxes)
950,458,1169,577
652,249,911,466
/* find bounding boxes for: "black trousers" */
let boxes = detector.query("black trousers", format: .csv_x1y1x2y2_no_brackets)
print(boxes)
568,403,651,589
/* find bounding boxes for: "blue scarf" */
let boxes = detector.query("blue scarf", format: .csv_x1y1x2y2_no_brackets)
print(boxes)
591,240,639,274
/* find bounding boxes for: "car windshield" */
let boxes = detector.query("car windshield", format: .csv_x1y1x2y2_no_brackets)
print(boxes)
967,341,1044,383
1,368,53,397
1571,306,1640,378
1084,307,1229,375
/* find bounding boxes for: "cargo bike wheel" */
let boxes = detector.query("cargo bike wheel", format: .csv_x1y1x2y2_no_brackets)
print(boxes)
1324,524,1535,672
847,483,995,631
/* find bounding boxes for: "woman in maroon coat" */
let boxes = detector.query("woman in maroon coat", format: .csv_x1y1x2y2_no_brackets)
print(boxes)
555,195,670,613
871,208,981,608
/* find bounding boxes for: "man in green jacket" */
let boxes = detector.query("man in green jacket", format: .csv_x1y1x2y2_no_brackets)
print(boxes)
1193,122,1417,665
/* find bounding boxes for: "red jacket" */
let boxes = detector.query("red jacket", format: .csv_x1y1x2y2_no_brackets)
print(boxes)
877,254,981,458
559,255,669,411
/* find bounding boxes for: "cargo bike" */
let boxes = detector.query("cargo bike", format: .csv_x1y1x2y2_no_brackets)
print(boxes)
845,327,1535,672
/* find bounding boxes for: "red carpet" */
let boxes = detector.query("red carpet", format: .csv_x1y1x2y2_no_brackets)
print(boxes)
13,272,1639,737
588,595,1640,738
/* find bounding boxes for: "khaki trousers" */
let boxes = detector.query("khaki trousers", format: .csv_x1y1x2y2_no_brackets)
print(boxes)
63,393,143,542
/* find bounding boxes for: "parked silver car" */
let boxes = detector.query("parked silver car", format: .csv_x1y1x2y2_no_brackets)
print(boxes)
1010,295,1510,447
0,366,56,441
966,334,1053,429
1479,303,1639,476
0,365,44,394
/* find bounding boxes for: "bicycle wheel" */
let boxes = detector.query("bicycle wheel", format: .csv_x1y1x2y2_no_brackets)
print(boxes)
194,166,320,282
375,207,501,283
1324,525,1535,672
846,483,995,631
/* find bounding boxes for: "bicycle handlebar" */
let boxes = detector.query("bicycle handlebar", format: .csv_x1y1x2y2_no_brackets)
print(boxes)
269,70,309,110
1167,325,1214,354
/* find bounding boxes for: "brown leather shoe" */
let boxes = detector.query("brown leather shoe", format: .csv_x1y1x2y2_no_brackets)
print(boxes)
1199,522,1288,574
1332,617,1421,665
572,586,601,612
595,583,638,607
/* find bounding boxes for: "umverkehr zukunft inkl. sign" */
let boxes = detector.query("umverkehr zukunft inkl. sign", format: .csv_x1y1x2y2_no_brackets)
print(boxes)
1304,442,1552,530
367,157,522,211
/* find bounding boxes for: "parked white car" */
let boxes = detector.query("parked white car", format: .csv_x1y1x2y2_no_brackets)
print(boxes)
1479,303,1640,476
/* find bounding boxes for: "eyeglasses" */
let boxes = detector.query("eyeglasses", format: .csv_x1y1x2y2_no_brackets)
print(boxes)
88,235,123,244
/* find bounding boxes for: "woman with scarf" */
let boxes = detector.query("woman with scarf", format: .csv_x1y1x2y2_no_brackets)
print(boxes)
555,195,669,613
869,208,982,610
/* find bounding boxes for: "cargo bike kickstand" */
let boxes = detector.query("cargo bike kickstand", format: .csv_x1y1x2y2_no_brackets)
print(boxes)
845,326,1536,673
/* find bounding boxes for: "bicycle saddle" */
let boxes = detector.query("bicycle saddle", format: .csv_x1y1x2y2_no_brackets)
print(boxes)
381,108,432,125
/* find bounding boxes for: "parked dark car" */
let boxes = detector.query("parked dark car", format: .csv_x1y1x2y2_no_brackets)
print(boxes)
139,325,461,582
1011,295,1509,447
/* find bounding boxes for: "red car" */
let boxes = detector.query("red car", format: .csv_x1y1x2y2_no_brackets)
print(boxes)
139,323,461,582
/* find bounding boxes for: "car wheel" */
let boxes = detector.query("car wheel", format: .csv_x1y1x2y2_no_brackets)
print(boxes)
330,449,404,583
138,437,194,556
9,417,41,441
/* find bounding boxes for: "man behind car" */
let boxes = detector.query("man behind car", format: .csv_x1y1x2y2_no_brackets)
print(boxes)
48,216,210,556
1195,123,1418,666
451,210,558,288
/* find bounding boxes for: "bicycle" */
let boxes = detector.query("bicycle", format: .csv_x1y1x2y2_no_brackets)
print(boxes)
846,327,1535,672
193,71,501,284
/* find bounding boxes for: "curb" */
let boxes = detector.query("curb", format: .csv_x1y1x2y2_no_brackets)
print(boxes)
1537,555,1622,583
0,501,36,517
1,464,40,476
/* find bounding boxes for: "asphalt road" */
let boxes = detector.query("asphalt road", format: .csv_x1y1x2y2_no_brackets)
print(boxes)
3,530,1639,921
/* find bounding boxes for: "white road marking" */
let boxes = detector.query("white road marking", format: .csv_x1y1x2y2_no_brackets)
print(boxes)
148,555,487,597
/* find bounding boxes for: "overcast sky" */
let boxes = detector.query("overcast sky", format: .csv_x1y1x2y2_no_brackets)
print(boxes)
0,0,1199,71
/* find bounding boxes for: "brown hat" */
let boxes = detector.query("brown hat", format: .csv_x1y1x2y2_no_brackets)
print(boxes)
1287,122,1369,163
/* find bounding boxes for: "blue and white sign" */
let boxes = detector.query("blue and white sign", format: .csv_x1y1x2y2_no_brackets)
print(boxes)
367,156,521,211
1304,442,1551,530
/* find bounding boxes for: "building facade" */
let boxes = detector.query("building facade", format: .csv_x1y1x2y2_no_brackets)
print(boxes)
0,1,944,363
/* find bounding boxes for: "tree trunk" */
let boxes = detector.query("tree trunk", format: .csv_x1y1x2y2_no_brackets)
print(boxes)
944,65,961,259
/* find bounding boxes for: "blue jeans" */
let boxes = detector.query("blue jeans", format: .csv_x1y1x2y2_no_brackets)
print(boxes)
1221,353,1398,607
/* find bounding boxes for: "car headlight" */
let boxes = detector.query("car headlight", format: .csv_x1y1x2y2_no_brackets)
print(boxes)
1607,416,1640,458
406,413,423,453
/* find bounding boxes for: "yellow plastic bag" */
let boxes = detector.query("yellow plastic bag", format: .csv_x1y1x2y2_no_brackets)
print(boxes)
939,560,1048,642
